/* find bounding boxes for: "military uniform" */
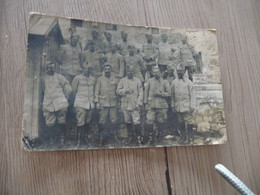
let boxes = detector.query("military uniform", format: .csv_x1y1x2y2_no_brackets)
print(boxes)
105,52,124,79
72,74,96,126
158,42,174,70
42,73,72,126
171,78,195,143
94,75,118,124
144,77,171,124
180,44,196,68
124,54,146,82
81,50,103,78
118,42,129,56
57,44,82,83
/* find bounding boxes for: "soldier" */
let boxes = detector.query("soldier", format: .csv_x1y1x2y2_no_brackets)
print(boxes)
41,61,72,145
105,44,124,80
81,41,103,78
140,34,159,81
116,65,143,144
118,31,129,56
144,65,171,144
94,64,118,145
56,34,82,83
72,65,96,146
158,34,175,73
102,31,113,54
171,63,195,144
84,29,102,52
180,35,198,81
164,65,175,85
124,45,146,83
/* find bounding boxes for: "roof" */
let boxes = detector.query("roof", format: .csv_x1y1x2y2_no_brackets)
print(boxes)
29,16,59,36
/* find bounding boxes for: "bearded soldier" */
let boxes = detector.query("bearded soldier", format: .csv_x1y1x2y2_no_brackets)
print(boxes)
116,66,143,144
56,34,82,83
144,65,171,144
41,61,72,145
171,63,195,144
94,64,118,145
72,65,96,146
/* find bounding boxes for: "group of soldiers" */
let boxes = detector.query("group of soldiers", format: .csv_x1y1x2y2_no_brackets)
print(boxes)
41,28,197,147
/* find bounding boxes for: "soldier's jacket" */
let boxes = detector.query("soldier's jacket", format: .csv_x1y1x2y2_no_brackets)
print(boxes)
124,54,146,82
102,40,113,54
171,78,195,112
84,39,103,53
41,73,72,112
72,74,96,110
118,42,129,56
57,44,82,76
94,75,118,107
144,77,171,109
116,77,143,111
81,50,103,78
180,44,196,67
105,52,124,78
158,42,174,66
141,43,159,66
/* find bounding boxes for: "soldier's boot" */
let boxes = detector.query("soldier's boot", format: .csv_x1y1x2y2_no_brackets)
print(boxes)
186,124,194,144
126,123,134,144
98,124,105,146
76,125,84,147
58,124,66,145
178,123,186,144
110,123,118,144
146,124,154,145
157,123,165,143
134,124,143,145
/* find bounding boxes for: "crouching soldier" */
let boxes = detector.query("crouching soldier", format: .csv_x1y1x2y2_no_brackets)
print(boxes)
144,65,171,145
171,63,195,144
72,65,96,146
94,64,118,145
116,66,143,145
41,61,72,145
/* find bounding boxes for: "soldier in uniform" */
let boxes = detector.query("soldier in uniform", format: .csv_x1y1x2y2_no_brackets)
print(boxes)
171,63,195,144
41,61,72,145
81,41,103,78
180,35,198,81
72,65,96,146
116,65,143,144
102,31,113,54
84,29,102,53
140,34,159,81
105,43,124,80
158,34,175,73
124,45,146,83
94,64,118,145
56,34,82,83
118,31,129,56
144,65,171,144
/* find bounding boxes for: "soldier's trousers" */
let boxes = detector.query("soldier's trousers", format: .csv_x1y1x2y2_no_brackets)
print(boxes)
99,107,117,124
176,112,193,125
146,108,168,124
122,109,140,125
43,108,67,126
74,107,93,126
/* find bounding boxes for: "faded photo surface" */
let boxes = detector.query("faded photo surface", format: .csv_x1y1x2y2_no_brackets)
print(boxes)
23,13,226,151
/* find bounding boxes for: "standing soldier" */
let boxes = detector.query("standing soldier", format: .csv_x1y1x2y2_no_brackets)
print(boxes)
72,65,96,146
81,41,103,78
158,34,175,73
56,34,82,83
144,65,171,144
180,35,198,81
116,66,143,145
105,44,125,80
41,61,72,145
103,31,113,54
118,31,129,56
94,64,118,145
124,45,146,83
171,63,195,144
141,34,159,81
84,29,101,52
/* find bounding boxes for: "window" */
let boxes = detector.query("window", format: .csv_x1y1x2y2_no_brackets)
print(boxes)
105,24,118,31
71,19,83,27
151,28,159,34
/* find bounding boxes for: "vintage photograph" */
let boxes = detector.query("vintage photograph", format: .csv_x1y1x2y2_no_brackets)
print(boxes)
22,13,226,151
